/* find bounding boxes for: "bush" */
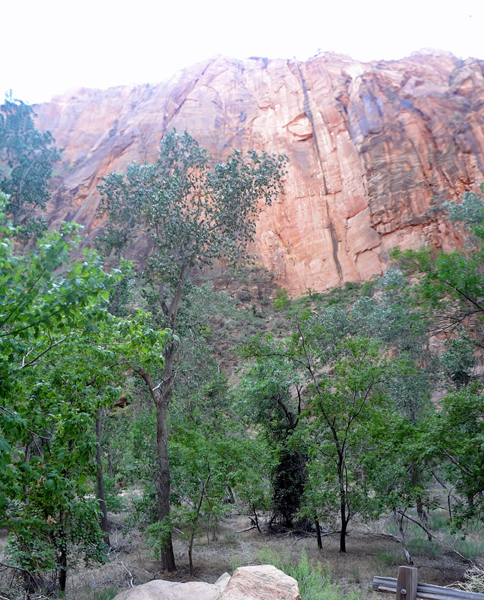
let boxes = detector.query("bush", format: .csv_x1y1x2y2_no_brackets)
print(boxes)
257,549,359,600
274,287,291,310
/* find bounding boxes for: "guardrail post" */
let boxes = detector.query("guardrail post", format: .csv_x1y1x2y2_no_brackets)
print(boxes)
396,566,418,600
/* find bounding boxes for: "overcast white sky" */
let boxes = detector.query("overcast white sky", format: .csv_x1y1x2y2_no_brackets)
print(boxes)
2,0,483,105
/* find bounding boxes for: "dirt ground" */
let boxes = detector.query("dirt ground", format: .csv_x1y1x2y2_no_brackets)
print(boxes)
66,510,471,599
0,509,474,599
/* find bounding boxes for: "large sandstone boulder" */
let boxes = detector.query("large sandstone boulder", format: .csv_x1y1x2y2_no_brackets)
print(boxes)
111,572,229,600
221,565,300,600
112,566,300,600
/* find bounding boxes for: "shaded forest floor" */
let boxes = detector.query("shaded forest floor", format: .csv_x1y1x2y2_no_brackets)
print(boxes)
52,504,480,599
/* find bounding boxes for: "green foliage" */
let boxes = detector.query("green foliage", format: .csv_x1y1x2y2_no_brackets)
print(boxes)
0,94,61,234
258,550,358,600
300,336,396,542
238,346,305,527
97,131,287,570
242,305,408,550
391,186,484,531
0,193,155,591
98,130,287,286
440,332,476,388
273,287,291,310
146,518,173,562
390,186,484,350
429,384,484,527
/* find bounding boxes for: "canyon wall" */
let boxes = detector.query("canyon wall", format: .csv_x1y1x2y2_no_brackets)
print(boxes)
36,50,484,295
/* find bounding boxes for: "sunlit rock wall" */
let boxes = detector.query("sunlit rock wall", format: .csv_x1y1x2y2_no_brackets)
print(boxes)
36,50,484,295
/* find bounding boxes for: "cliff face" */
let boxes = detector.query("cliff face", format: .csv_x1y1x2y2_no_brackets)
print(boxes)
36,51,484,295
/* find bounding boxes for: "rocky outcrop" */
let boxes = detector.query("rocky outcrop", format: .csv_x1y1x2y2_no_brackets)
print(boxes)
112,566,300,600
35,50,484,295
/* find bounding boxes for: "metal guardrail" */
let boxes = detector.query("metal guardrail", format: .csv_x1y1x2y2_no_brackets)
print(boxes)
372,566,484,600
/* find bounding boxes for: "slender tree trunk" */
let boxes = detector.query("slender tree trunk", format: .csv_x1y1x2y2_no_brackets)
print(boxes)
315,519,322,550
395,509,413,565
157,340,177,571
340,501,347,553
338,459,347,553
135,278,185,572
95,408,110,545
136,361,176,572
227,486,235,504
188,534,195,576
137,339,177,571
252,504,261,533
416,497,431,541
411,463,431,541
58,510,67,592
155,383,176,571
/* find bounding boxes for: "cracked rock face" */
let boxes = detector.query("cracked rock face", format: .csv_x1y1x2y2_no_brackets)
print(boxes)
36,50,484,295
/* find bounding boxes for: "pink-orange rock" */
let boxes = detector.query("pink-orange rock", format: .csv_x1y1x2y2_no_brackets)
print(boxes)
111,567,300,600
112,572,230,600
220,565,300,600
35,50,484,295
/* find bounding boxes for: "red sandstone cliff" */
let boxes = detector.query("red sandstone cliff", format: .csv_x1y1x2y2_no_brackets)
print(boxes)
35,50,484,295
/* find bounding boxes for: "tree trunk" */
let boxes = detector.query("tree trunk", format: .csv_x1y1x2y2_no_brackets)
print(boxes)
135,278,185,572
155,385,176,571
252,504,261,533
416,496,432,541
136,360,176,572
95,408,110,546
315,519,322,550
156,341,177,571
188,535,194,576
58,510,67,592
340,501,347,553
338,458,347,553
395,509,413,565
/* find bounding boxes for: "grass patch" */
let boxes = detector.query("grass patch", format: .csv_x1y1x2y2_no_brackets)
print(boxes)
453,538,484,561
257,549,359,600
407,536,442,560
373,548,401,573
82,590,118,600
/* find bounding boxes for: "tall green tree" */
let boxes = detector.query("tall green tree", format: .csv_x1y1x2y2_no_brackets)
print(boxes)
392,185,484,347
300,336,393,553
98,130,287,570
238,350,307,531
243,307,398,553
0,95,60,234
392,184,484,531
0,192,128,593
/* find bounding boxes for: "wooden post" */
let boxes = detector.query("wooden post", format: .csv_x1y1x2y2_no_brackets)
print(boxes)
396,566,418,600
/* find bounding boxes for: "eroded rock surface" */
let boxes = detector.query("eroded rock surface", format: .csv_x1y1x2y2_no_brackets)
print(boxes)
220,565,300,600
111,566,300,600
35,50,484,294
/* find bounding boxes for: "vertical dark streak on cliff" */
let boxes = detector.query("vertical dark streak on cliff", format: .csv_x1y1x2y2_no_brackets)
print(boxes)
296,63,329,195
295,62,343,283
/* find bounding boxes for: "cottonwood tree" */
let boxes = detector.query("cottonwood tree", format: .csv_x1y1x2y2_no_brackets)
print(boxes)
238,351,308,531
98,130,287,570
392,185,484,347
242,307,396,553
0,192,127,593
392,185,484,531
0,94,60,235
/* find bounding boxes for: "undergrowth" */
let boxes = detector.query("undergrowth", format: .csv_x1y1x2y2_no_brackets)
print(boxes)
257,549,361,600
